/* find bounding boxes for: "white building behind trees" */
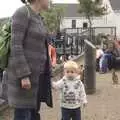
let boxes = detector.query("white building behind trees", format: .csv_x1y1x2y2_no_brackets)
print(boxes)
55,0,120,37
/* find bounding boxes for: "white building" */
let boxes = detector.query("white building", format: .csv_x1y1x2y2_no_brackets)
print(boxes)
55,0,120,37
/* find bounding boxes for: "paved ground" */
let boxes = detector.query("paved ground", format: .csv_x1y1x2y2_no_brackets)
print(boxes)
1,68,120,120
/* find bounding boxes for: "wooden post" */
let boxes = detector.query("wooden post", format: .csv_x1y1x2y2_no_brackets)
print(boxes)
84,39,96,94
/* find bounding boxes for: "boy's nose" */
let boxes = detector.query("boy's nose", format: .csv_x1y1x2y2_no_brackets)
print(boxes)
68,73,72,76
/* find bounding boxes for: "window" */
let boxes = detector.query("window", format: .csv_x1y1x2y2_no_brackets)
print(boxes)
83,22,88,29
72,20,76,28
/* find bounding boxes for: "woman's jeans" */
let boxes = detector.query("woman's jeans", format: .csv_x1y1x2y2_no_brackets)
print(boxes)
14,102,41,120
14,83,41,120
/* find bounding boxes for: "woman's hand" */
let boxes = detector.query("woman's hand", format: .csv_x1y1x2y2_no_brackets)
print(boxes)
21,77,31,90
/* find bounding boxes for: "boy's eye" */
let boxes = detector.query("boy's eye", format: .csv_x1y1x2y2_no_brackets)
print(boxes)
66,71,74,73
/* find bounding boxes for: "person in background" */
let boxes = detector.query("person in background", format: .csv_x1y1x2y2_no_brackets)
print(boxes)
48,33,57,67
79,65,85,84
107,34,113,41
52,61,87,120
7,0,53,120
49,31,56,43
56,30,61,40
106,49,116,70
96,47,104,71
99,52,108,74
48,42,57,67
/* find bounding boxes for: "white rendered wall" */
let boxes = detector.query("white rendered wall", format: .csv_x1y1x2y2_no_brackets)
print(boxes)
60,0,120,37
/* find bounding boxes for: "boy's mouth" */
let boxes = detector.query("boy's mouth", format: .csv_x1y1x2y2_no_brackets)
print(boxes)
67,76,75,80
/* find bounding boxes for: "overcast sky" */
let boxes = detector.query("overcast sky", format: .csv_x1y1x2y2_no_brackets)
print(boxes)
0,0,78,18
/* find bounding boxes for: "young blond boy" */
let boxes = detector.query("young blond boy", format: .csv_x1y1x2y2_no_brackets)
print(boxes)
52,61,87,120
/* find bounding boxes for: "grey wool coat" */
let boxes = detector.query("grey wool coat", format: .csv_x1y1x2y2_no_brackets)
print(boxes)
7,6,53,108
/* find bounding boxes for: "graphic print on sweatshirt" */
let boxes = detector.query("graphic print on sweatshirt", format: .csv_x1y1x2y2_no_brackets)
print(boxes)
62,80,82,105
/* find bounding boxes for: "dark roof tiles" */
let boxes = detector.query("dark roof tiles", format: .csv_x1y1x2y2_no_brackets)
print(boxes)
54,4,82,17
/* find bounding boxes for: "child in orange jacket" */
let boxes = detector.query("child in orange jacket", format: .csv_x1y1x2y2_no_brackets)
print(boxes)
48,44,57,67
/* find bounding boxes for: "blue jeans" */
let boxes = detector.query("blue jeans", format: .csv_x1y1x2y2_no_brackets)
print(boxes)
14,105,40,120
61,107,81,120
14,90,41,120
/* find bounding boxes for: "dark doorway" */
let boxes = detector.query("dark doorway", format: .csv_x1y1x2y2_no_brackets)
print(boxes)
83,22,88,29
72,20,76,28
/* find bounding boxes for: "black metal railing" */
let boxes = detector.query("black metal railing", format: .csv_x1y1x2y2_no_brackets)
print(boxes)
54,26,116,62
64,27,116,38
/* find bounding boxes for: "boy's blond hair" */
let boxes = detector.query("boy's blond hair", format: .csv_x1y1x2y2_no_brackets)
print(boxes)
64,61,79,70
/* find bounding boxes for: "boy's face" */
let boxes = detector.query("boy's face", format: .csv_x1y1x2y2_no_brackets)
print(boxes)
64,68,78,80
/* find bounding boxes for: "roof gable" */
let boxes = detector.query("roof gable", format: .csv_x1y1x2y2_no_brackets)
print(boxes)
54,4,82,18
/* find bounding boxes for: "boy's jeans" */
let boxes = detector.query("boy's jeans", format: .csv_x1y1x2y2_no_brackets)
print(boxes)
61,107,81,120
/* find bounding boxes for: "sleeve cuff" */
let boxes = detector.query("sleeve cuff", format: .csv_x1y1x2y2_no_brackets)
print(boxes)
19,74,31,81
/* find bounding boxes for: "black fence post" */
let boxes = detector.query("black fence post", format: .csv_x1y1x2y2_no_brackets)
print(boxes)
63,32,67,57
84,39,96,94
71,37,73,55
76,36,79,55
115,27,117,39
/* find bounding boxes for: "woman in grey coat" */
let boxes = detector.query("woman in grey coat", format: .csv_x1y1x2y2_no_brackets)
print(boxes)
7,0,53,120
